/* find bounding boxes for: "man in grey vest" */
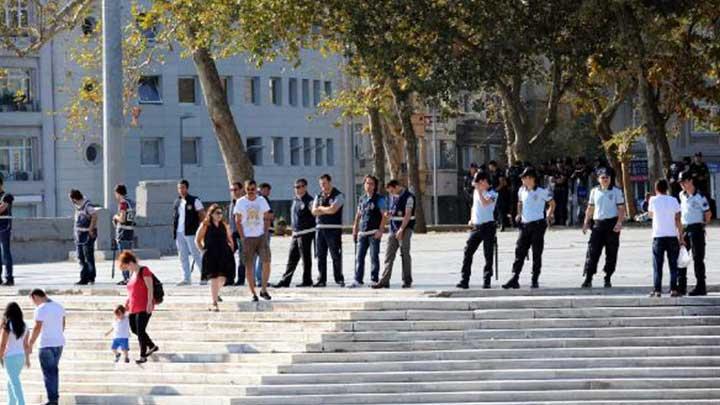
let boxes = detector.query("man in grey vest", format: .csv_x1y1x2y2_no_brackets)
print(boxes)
312,174,345,287
374,179,415,289
113,184,136,285
274,178,316,288
173,179,205,286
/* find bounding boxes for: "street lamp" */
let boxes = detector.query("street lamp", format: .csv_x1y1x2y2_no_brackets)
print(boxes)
102,0,123,208
179,114,194,179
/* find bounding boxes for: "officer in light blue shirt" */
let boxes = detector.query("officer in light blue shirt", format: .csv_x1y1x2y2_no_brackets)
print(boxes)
458,172,498,289
581,167,626,289
503,167,555,289
678,170,711,296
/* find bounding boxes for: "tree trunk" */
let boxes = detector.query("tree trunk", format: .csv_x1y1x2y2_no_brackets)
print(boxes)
595,117,624,188
637,71,672,180
192,47,254,183
368,106,386,190
620,157,637,218
381,115,404,179
390,84,427,233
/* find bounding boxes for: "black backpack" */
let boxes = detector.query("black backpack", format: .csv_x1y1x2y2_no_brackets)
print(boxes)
141,267,164,304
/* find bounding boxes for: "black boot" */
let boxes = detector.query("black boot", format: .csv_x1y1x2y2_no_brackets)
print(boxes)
689,281,707,296
581,274,593,288
456,281,469,289
678,269,688,295
531,273,540,289
502,274,520,289
604,276,612,288
483,277,492,289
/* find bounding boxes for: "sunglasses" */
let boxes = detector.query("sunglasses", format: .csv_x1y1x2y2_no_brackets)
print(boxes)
230,187,241,192
212,210,223,216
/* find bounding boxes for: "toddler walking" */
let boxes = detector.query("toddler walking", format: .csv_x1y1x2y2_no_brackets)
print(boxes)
105,305,130,363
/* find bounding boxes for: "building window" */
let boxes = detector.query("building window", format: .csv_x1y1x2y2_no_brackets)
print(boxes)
0,137,39,181
0,68,34,112
301,79,310,107
244,76,260,105
326,138,334,166
135,13,157,42
138,76,162,104
221,76,233,105
81,16,97,36
140,138,163,166
247,137,263,166
84,143,102,166
288,78,298,107
3,0,29,29
303,137,312,166
315,138,324,166
271,137,284,165
181,138,201,165
324,81,332,98
178,77,196,104
269,77,282,106
439,140,457,169
312,80,321,107
290,137,300,166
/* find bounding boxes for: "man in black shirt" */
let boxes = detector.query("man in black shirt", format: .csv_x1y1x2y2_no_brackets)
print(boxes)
0,177,14,286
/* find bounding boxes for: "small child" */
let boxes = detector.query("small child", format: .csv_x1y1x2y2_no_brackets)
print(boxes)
104,305,130,363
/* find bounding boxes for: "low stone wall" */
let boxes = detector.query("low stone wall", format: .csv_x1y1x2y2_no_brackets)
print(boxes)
11,217,75,263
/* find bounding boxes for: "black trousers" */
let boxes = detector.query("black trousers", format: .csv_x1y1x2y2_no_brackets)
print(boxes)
460,222,496,283
129,312,155,357
316,229,344,283
583,217,620,278
278,233,314,285
679,223,706,291
511,220,547,276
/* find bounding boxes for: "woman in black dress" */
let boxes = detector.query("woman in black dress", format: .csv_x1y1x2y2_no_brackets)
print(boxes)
195,204,235,311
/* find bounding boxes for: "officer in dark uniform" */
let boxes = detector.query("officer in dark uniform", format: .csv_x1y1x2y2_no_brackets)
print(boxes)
312,174,345,287
581,167,626,288
678,171,712,296
503,167,555,289
374,179,415,289
0,177,14,286
274,178,316,288
229,182,246,286
113,184,136,285
458,172,497,289
350,175,387,287
690,152,711,195
70,189,99,285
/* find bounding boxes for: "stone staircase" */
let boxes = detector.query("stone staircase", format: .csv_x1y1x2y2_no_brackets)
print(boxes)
2,289,720,404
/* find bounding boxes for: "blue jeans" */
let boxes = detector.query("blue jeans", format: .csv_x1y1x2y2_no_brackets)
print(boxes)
176,234,202,283
118,240,132,281
0,230,13,283
39,346,63,403
77,238,96,282
254,233,270,284
355,234,380,283
4,353,25,405
652,237,680,292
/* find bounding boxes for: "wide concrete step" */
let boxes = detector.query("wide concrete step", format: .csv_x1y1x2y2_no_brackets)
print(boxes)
61,340,308,354
473,306,720,319
73,320,337,332
65,329,324,342
433,286,720,298
0,369,265,385
19,300,367,313
38,359,281,373
62,349,292,363
236,388,720,404
28,394,234,405
58,310,357,322
16,380,248,396
263,366,720,385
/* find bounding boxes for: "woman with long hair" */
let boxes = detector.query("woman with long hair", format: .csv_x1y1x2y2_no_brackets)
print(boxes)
1,302,30,405
119,251,159,364
196,204,235,311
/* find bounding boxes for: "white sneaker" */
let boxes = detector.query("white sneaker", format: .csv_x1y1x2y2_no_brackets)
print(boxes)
176,280,191,286
347,281,363,288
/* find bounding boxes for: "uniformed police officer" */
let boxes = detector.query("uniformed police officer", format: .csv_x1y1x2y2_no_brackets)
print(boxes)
113,184,137,285
350,175,387,288
503,167,556,289
581,167,625,288
678,171,711,296
374,179,415,289
70,189,99,285
457,172,497,289
274,178,316,288
0,177,14,286
312,174,345,287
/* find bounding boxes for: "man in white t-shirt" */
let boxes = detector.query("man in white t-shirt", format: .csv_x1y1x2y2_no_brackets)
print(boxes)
28,289,65,405
234,180,272,302
648,179,684,297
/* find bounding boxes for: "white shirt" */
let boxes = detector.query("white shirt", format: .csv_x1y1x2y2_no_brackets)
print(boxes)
4,323,26,357
519,187,553,223
471,189,498,225
176,197,204,234
33,300,65,348
589,187,625,220
649,195,681,238
234,196,271,238
113,316,130,339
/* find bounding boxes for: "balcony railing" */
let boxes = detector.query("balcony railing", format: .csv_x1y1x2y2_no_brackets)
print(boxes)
0,169,43,181
0,100,39,112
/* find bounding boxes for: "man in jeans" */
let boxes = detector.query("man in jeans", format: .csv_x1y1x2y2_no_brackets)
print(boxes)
113,184,136,285
648,179,684,297
28,289,65,405
350,175,387,288
172,179,205,286
70,189,98,285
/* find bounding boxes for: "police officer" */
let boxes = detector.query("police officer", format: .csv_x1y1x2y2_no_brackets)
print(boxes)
458,172,497,289
581,167,625,288
0,177,14,286
374,179,415,289
274,178,316,288
312,174,345,287
113,184,136,285
503,167,556,289
229,182,246,286
678,171,711,296
70,189,99,285
350,175,387,288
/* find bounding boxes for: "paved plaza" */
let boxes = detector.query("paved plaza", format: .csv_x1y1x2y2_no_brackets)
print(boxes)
8,226,719,292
